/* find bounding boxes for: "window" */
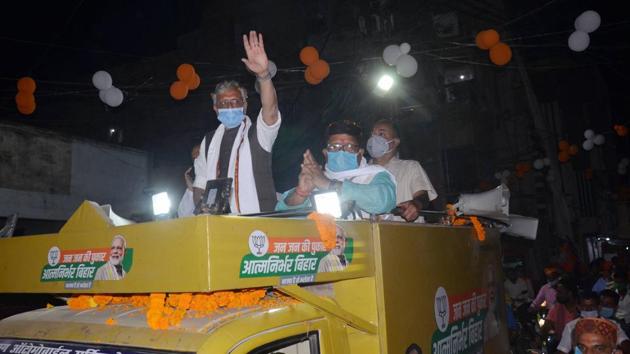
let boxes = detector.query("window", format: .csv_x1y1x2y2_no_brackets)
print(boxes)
249,332,319,354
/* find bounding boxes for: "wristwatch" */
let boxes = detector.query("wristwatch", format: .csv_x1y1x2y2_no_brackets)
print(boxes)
329,180,343,195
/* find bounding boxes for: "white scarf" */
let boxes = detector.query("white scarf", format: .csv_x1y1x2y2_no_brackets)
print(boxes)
324,157,396,219
205,116,260,214
324,157,394,184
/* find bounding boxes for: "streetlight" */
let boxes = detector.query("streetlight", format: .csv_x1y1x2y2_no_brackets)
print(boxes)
376,74,394,93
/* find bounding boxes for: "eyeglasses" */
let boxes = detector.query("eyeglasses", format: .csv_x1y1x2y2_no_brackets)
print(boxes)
216,98,245,109
326,143,359,153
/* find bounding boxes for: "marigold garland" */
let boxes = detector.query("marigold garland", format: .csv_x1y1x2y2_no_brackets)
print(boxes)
469,216,486,241
65,289,295,330
307,212,336,250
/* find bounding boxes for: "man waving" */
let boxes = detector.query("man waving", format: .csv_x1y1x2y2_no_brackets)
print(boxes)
193,31,281,214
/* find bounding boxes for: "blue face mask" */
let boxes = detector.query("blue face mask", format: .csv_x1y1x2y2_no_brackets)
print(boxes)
217,108,245,129
327,151,359,172
600,306,615,319
574,347,583,354
580,310,598,318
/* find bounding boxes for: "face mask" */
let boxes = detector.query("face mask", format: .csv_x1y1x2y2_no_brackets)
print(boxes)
600,306,615,319
327,151,359,172
580,310,598,318
217,108,245,129
548,278,559,286
574,347,583,354
366,135,393,158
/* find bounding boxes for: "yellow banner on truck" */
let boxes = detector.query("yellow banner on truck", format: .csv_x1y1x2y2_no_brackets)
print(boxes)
0,201,509,353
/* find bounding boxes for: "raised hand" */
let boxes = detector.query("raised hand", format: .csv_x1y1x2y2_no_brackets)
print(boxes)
241,31,269,77
302,150,330,190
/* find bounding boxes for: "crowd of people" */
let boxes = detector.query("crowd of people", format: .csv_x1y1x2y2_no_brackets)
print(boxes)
176,30,437,221
504,257,630,353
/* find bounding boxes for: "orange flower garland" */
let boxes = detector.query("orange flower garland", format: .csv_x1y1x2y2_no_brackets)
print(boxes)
65,289,294,330
307,212,336,250
469,216,486,241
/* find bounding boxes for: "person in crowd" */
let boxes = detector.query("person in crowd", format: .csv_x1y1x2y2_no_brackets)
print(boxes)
571,318,622,354
614,270,630,333
276,120,396,218
367,119,437,222
193,31,280,214
504,267,535,324
593,263,615,294
556,290,630,353
530,266,560,312
541,277,579,347
177,144,200,218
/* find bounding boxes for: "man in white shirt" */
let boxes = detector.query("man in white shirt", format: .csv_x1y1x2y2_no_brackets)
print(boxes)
367,119,437,222
177,144,200,218
193,31,281,214
556,290,630,353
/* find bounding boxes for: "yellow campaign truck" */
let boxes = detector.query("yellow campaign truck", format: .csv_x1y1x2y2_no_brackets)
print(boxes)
0,201,509,353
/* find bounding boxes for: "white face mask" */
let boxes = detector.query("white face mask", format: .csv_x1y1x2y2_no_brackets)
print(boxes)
366,135,393,158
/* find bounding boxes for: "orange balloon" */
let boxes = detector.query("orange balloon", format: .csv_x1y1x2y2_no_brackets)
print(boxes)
185,73,201,90
176,64,195,82
17,101,36,115
489,42,512,66
309,59,330,80
476,30,500,50
558,140,570,151
299,46,319,66
558,151,570,163
169,81,189,100
17,77,36,93
568,144,579,156
615,125,628,137
15,92,35,106
304,67,322,85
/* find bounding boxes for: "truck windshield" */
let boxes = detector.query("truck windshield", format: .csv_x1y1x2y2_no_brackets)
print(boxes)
0,339,191,354
249,332,319,354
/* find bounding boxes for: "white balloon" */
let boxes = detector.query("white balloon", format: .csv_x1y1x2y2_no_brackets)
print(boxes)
92,71,113,90
268,60,277,78
568,31,590,52
533,159,545,170
395,54,418,78
383,44,403,66
98,89,107,103
621,158,630,166
400,42,411,54
584,129,595,140
494,172,502,180
593,134,605,145
575,10,601,33
502,170,511,178
543,157,551,166
582,140,594,151
104,87,123,107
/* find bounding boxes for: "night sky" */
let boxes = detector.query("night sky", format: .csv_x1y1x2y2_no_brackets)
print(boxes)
1,0,629,191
